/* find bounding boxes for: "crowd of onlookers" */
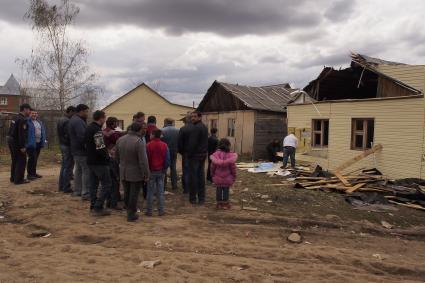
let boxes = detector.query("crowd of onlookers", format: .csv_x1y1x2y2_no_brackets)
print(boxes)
7,103,239,222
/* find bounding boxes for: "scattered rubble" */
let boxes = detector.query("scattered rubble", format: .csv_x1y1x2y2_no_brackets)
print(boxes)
287,232,302,243
381,221,393,229
30,231,51,238
140,260,161,269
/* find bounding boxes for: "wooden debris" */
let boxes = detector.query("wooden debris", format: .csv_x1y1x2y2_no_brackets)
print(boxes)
346,183,366,194
387,200,425,211
333,172,351,186
334,144,383,172
242,206,258,211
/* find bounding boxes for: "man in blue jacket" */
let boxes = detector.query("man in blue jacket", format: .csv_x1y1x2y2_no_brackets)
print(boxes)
26,110,46,180
68,104,90,200
161,118,179,191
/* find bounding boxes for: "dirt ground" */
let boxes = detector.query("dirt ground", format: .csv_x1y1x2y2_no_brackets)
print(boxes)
1,156,425,282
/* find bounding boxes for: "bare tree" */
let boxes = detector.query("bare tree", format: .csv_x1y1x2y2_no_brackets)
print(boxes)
21,0,97,111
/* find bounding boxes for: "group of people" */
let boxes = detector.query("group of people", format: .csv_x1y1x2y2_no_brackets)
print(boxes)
53,104,238,221
7,103,46,185
7,103,300,222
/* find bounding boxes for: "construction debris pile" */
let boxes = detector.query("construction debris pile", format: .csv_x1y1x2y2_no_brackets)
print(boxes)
237,143,425,212
294,168,425,211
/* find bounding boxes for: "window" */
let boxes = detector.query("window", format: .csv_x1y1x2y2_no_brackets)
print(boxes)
117,120,124,130
210,119,218,130
351,118,374,150
312,119,329,147
0,97,7,106
227,119,235,137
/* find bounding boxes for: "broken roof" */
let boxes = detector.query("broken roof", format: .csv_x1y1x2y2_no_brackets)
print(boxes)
351,53,405,66
197,81,296,113
303,53,422,101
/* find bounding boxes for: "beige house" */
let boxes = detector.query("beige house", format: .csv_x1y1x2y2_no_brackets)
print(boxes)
102,83,193,129
197,81,296,159
288,54,425,179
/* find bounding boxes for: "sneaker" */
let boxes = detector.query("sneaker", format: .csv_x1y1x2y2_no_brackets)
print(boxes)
14,180,30,185
158,211,165,216
81,195,91,201
91,209,111,217
223,202,231,210
145,211,153,217
27,175,37,181
35,174,43,178
127,214,139,222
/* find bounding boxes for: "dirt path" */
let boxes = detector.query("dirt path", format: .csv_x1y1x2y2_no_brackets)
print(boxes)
1,166,425,282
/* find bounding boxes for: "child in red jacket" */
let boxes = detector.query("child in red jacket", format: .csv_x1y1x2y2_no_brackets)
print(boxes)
146,129,170,216
210,138,237,209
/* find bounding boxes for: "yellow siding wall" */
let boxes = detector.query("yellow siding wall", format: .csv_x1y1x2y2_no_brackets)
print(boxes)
103,85,193,129
203,111,255,155
377,65,425,93
288,97,425,179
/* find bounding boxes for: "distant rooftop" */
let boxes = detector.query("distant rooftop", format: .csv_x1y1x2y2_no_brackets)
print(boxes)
0,74,20,96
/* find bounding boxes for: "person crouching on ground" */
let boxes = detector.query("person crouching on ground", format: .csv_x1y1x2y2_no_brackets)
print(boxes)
115,122,150,222
146,129,170,216
210,138,237,210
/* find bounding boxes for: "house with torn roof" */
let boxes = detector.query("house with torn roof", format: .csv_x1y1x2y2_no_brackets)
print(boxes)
197,80,297,159
287,53,425,179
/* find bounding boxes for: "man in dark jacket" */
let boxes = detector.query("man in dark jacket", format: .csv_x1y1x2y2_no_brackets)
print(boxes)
7,103,32,185
161,118,179,190
177,115,191,194
116,122,150,222
103,116,123,208
84,110,111,216
68,104,90,199
187,111,208,205
207,128,218,182
57,106,75,193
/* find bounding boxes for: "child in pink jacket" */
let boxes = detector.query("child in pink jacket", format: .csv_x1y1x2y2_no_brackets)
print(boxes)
210,138,238,209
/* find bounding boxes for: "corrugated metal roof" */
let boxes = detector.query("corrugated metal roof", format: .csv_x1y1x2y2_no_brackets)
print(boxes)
218,82,296,112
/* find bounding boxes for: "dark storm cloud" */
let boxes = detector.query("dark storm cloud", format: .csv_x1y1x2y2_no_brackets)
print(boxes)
293,52,348,68
324,0,357,22
0,0,358,36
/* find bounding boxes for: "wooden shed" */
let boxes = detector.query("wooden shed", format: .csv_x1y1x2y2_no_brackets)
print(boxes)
197,81,296,159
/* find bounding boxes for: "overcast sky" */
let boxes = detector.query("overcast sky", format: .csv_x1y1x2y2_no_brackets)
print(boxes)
1,0,425,107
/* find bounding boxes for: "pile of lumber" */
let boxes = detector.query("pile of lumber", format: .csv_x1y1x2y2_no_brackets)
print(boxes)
294,171,386,194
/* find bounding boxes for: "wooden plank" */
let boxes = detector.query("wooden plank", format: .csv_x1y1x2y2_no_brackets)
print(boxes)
345,183,366,194
334,172,351,186
387,200,425,211
294,177,326,181
334,144,383,172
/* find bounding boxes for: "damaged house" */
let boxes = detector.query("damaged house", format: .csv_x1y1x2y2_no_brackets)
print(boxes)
287,53,425,179
197,81,296,159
